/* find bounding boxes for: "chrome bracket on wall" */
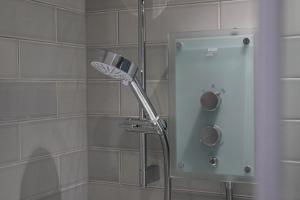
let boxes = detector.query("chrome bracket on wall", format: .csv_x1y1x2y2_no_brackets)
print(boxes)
225,182,233,200
121,118,157,134
121,118,161,185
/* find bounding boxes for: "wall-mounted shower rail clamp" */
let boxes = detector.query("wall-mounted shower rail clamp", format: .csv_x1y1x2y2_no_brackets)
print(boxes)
120,117,161,185
120,118,158,134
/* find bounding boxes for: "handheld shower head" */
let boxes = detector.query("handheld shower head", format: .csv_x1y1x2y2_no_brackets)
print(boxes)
90,51,138,85
90,50,166,132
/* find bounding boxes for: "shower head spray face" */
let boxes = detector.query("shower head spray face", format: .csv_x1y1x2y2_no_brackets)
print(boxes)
90,50,162,129
90,51,138,85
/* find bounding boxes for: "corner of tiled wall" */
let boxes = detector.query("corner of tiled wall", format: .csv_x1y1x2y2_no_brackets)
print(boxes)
0,0,88,199
86,0,257,200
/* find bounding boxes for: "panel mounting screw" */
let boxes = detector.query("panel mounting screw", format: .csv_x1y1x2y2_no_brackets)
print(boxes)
243,38,250,45
244,165,252,173
176,42,183,50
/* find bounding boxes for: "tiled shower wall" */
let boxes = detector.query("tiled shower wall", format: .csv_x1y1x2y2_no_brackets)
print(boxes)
0,0,87,199
0,0,299,200
86,0,256,200
282,1,300,199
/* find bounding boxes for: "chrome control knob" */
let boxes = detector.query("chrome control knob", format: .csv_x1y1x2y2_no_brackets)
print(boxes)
200,91,221,111
200,126,222,148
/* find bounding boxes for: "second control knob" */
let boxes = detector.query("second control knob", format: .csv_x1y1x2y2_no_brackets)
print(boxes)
200,125,222,148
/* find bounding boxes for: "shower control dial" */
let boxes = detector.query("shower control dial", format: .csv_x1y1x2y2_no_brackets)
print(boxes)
200,91,221,111
200,125,222,148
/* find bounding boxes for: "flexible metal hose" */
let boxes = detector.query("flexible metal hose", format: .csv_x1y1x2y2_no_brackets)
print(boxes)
130,78,171,200
159,133,171,200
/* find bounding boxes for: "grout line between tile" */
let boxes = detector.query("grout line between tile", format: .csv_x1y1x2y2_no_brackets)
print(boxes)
28,0,85,14
87,41,168,48
118,82,122,116
55,7,58,43
17,38,86,48
218,0,221,30
281,78,300,81
56,82,60,118
0,147,87,170
89,146,163,154
282,119,300,122
283,35,300,39
18,40,21,79
117,11,120,45
282,160,300,164
61,182,88,192
0,79,86,83
57,155,61,187
86,1,219,14
118,151,121,184
87,180,255,198
0,114,86,126
0,34,84,47
18,124,22,162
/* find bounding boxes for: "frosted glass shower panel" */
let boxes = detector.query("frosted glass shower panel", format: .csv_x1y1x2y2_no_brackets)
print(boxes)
169,32,254,180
